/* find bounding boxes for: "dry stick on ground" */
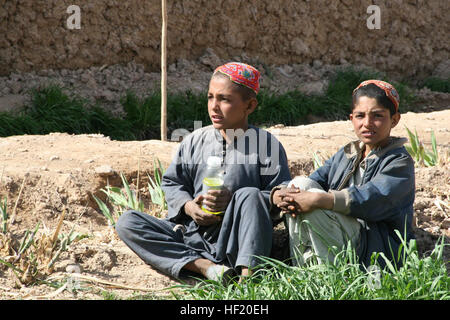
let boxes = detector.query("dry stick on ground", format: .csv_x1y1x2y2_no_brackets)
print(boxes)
51,207,66,245
47,208,79,271
30,283,68,300
73,274,166,292
46,273,168,293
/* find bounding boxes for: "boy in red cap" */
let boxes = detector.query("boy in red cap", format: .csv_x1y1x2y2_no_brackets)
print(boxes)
116,63,291,283
271,80,415,269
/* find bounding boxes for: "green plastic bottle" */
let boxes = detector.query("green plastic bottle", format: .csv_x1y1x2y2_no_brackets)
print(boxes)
202,156,224,215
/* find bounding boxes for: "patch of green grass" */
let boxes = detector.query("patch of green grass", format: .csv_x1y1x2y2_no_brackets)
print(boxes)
0,86,135,140
0,67,421,140
325,67,384,108
421,77,450,93
93,172,145,227
93,160,168,226
122,89,210,139
178,235,449,300
121,92,161,140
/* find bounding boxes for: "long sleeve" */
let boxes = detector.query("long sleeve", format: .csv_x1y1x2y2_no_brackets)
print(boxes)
261,135,292,220
260,141,291,201
309,152,337,191
161,143,195,222
331,153,415,222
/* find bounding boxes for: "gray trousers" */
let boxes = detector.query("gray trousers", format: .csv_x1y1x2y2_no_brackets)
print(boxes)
115,187,273,279
285,177,361,266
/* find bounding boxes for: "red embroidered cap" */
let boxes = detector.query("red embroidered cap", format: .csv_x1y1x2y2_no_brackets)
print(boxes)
353,80,400,112
214,62,261,94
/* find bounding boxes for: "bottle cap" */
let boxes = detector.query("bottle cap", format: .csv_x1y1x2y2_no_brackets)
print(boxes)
206,156,222,168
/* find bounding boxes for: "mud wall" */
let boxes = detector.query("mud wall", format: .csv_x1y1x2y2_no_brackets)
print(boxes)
0,0,448,78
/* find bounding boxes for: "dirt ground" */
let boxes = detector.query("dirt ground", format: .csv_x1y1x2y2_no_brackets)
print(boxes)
0,109,449,300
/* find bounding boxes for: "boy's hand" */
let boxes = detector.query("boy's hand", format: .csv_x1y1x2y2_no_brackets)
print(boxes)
201,188,232,213
273,188,301,215
276,190,334,218
280,192,317,217
184,195,222,226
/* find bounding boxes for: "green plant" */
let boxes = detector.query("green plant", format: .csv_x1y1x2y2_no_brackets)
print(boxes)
93,194,115,227
0,209,85,285
421,77,450,93
325,67,384,108
121,90,209,140
405,127,439,167
121,92,160,140
94,160,168,225
0,86,136,140
1,196,7,234
312,152,324,170
148,158,168,211
93,172,144,226
0,71,420,141
178,234,449,300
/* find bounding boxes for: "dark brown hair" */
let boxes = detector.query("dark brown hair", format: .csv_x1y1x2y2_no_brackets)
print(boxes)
211,71,257,102
352,83,397,116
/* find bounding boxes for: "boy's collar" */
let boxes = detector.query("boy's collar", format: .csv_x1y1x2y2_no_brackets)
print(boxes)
344,137,408,160
214,125,257,144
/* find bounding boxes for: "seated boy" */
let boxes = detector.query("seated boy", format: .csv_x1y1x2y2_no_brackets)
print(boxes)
116,62,291,282
271,80,415,269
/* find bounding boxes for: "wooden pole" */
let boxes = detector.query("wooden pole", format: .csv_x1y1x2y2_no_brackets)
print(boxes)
161,0,168,141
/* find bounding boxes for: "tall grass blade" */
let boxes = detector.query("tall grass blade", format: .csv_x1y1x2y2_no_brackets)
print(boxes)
120,173,136,210
18,222,40,255
147,158,167,210
431,130,438,164
0,196,7,234
93,194,115,226
312,152,323,170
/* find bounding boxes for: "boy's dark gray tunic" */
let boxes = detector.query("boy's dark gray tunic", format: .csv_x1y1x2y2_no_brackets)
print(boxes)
115,125,291,278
